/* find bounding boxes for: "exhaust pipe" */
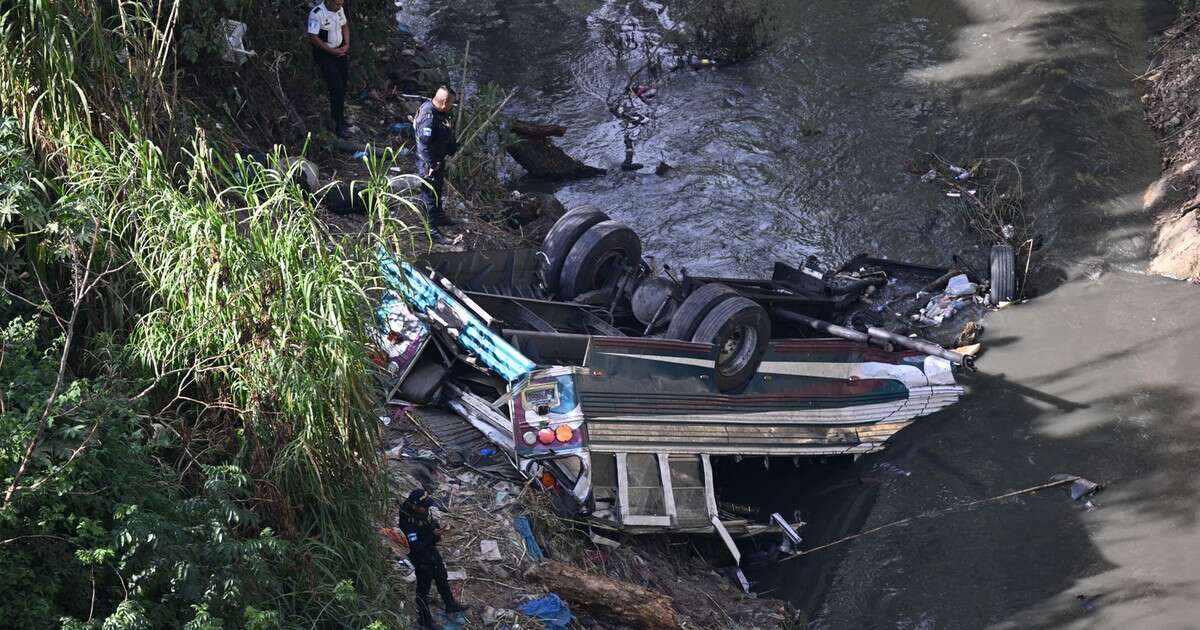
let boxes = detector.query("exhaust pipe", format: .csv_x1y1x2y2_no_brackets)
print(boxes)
772,309,975,370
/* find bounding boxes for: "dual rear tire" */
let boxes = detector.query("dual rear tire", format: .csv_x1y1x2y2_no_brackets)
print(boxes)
540,208,642,300
667,283,770,394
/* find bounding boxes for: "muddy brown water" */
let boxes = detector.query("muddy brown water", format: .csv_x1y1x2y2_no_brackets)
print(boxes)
408,0,1200,627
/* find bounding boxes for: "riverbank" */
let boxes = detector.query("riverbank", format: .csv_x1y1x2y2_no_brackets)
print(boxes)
1141,9,1200,281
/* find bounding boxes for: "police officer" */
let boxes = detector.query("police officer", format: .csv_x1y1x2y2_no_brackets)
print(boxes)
308,0,351,139
414,86,464,239
398,488,470,628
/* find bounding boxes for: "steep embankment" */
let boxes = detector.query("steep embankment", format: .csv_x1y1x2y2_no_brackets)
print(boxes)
1142,11,1200,281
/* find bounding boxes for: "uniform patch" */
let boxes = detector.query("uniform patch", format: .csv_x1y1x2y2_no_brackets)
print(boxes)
307,17,319,32
407,532,418,541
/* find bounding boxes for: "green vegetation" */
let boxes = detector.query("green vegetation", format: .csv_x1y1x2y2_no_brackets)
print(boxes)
0,1,420,627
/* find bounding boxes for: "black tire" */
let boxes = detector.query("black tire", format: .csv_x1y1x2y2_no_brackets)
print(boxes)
691,296,770,393
558,220,642,300
321,180,369,215
665,283,741,341
540,207,609,295
989,244,1016,306
400,362,447,405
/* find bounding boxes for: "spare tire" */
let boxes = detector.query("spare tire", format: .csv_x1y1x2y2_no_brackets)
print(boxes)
540,207,609,295
989,244,1016,306
665,283,741,341
692,296,771,393
400,362,447,405
558,220,642,300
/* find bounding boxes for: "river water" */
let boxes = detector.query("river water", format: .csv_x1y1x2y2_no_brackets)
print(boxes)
410,1,1200,627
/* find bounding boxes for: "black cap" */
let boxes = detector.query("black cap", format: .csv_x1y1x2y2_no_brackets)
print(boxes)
407,488,434,508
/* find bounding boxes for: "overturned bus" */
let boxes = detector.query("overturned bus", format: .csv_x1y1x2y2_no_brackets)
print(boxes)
376,208,1005,540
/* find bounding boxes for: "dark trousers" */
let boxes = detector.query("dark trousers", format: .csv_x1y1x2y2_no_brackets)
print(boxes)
414,560,455,623
417,160,445,224
313,49,348,130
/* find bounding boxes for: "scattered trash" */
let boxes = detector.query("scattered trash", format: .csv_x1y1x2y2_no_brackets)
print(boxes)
1077,593,1103,612
589,533,621,549
518,594,573,630
431,610,468,630
219,19,256,65
494,488,511,506
479,539,503,561
513,515,545,560
1050,474,1103,501
946,190,962,198
378,415,392,427
351,150,368,160
733,567,752,594
920,168,938,183
948,165,972,180
873,462,912,478
632,85,658,99
479,447,497,457
953,343,982,357
918,294,966,325
944,274,978,297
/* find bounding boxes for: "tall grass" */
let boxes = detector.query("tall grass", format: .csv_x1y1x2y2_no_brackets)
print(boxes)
1,0,414,625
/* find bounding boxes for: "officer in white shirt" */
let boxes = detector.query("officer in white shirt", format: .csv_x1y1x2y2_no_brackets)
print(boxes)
308,0,351,138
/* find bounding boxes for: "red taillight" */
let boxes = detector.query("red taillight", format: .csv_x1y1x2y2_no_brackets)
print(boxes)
537,429,555,444
555,425,573,443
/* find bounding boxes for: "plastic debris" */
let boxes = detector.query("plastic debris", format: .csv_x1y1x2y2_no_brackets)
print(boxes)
518,594,573,630
920,168,938,183
949,165,971,180
480,447,497,457
944,274,978,297
513,515,544,560
1050,474,1103,501
351,150,367,160
918,294,966,325
733,567,751,593
219,19,256,65
633,85,658,99
479,539,502,561
589,533,621,549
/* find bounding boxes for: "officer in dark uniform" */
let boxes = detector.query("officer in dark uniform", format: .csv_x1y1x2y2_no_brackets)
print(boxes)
414,86,464,239
398,488,470,628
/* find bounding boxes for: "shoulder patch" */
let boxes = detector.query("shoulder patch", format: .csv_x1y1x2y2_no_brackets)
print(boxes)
407,532,418,541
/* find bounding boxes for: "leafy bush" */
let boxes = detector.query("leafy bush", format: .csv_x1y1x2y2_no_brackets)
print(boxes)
0,0,416,625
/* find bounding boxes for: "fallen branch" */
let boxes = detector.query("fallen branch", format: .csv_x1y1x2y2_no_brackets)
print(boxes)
525,559,682,630
511,119,566,139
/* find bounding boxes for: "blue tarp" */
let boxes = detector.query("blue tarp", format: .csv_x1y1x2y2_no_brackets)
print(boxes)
518,593,573,630
513,515,544,561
